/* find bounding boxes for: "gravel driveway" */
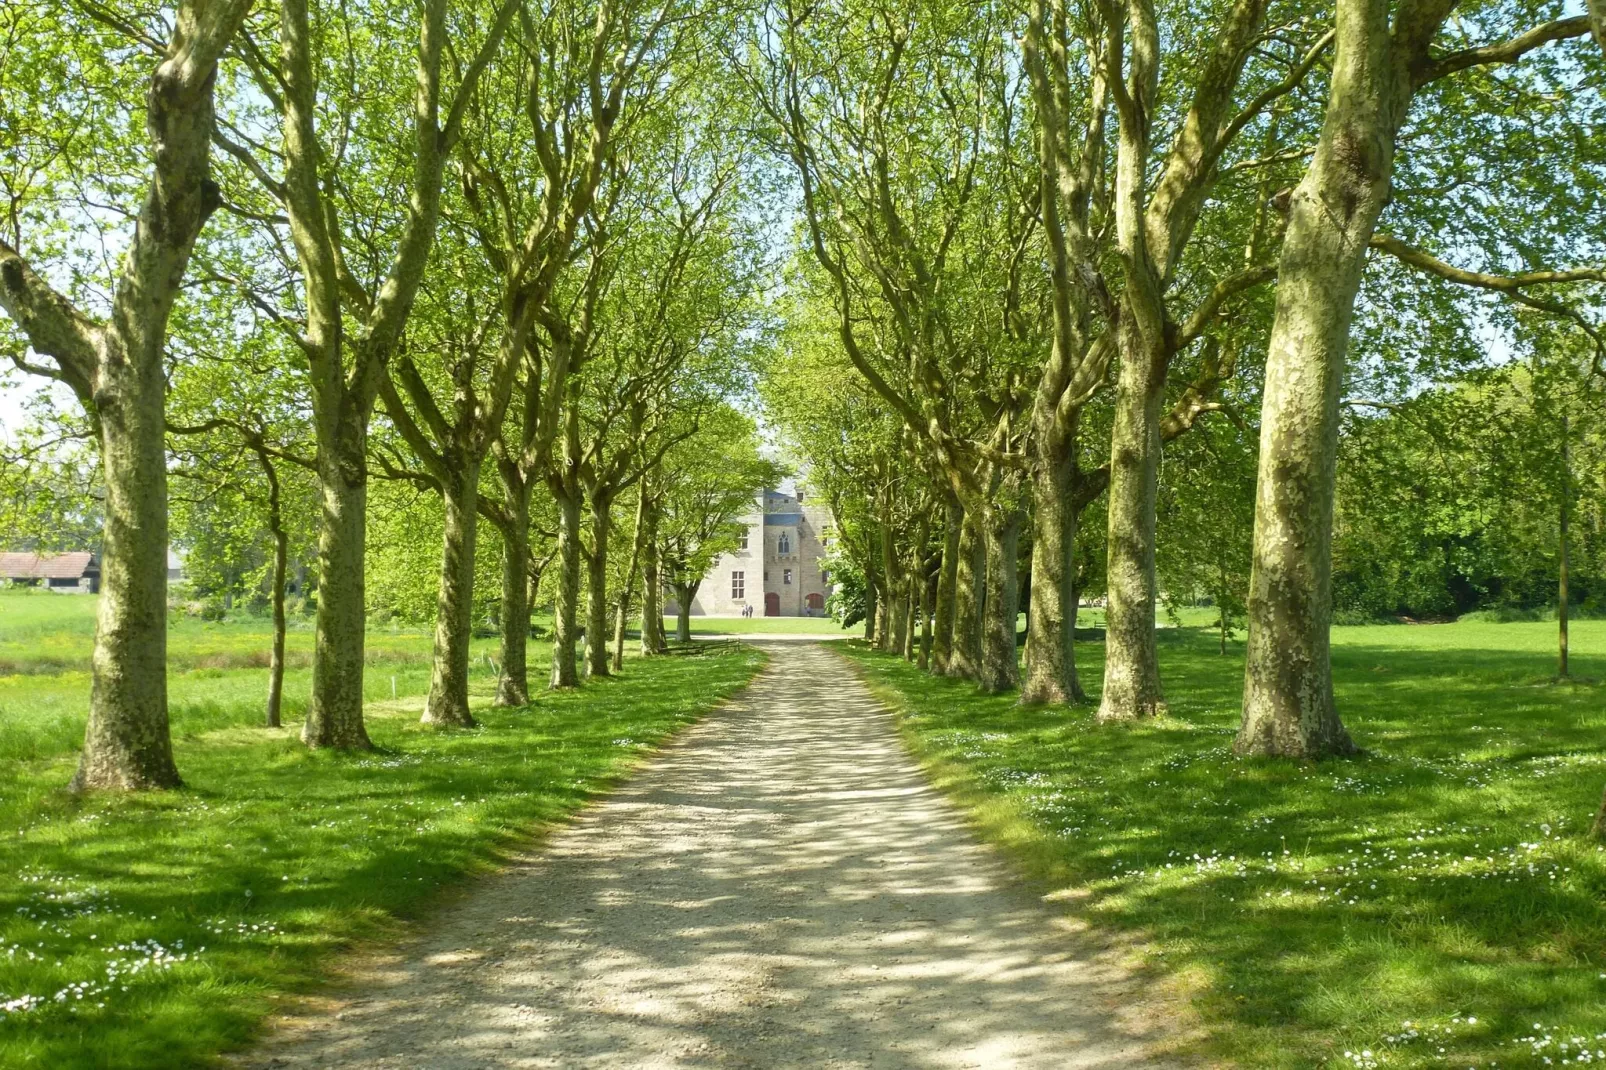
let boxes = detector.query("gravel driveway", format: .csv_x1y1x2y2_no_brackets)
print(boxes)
245,640,1172,1069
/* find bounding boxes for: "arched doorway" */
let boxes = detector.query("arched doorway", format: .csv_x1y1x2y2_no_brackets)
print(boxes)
805,592,824,614
765,592,780,616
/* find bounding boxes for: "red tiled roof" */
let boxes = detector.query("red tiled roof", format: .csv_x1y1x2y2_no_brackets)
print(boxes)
0,551,97,580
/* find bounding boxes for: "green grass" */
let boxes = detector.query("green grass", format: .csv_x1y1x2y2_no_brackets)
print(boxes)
0,592,765,1069
676,614,864,635
841,616,1606,1070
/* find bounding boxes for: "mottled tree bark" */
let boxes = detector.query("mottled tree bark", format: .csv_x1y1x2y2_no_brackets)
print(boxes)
263,452,289,728
549,480,583,688
640,494,667,655
494,472,532,705
305,451,373,748
1558,415,1570,679
949,512,984,679
283,0,517,748
878,515,902,654
584,492,613,678
978,506,1023,693
422,461,481,726
902,568,919,661
931,498,961,673
1235,0,1419,757
918,566,934,669
77,356,179,787
613,597,630,672
1230,0,1570,751
891,588,909,656
864,577,879,646
1022,419,1085,704
1,0,252,789
1097,320,1168,721
674,581,699,643
614,487,647,672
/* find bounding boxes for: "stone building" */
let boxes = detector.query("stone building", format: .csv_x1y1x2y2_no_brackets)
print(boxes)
668,486,836,618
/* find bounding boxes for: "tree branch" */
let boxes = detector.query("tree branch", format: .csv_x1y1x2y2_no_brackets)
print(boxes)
1420,16,1591,85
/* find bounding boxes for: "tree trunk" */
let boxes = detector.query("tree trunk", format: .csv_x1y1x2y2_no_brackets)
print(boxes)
1097,321,1167,720
615,488,646,672
1235,0,1407,758
640,496,666,655
878,518,901,654
932,498,961,674
613,595,630,673
919,565,933,669
1220,589,1230,656
264,455,288,729
422,459,480,726
950,512,984,679
1559,413,1570,679
892,586,910,658
495,473,531,706
1,0,253,789
864,576,879,646
584,493,612,678
901,570,917,661
675,581,697,643
304,441,373,749
978,505,1022,693
549,479,582,688
71,362,181,790
1594,784,1606,840
1022,424,1085,704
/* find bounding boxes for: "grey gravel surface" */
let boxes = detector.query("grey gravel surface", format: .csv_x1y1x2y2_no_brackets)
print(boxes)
244,640,1173,1069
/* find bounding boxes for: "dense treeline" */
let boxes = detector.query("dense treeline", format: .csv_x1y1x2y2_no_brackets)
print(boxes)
1,0,775,783
0,0,1603,831
752,0,1606,827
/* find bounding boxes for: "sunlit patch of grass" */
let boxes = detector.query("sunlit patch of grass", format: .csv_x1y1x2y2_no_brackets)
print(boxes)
0,597,764,1069
842,618,1606,1069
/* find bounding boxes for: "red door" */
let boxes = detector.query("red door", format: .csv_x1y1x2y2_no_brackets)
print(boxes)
806,593,824,612
765,592,780,616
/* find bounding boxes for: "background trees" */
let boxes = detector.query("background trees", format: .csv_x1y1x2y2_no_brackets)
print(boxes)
0,0,1600,838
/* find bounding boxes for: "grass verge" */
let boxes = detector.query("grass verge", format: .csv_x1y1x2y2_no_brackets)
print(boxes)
0,620,763,1069
840,619,1606,1070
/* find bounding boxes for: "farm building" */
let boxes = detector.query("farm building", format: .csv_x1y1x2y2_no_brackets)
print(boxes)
0,551,101,593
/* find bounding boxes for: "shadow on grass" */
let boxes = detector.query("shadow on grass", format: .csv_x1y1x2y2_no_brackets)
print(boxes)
843,626,1606,1070
0,645,764,1070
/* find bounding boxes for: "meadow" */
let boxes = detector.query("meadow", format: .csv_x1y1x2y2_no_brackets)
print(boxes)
841,613,1606,1069
0,592,764,1069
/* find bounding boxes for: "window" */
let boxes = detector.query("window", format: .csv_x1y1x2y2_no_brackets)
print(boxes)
821,570,830,585
731,571,744,599
783,568,793,585
778,533,791,554
737,532,748,550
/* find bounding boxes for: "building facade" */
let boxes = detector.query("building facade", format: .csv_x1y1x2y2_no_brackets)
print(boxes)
0,551,100,593
668,487,836,618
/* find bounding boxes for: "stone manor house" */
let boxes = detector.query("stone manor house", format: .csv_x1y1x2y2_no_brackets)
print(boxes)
668,486,836,618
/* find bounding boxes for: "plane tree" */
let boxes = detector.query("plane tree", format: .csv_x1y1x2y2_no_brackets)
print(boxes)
0,0,253,788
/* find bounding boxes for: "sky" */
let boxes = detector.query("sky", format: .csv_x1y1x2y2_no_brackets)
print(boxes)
0,371,73,440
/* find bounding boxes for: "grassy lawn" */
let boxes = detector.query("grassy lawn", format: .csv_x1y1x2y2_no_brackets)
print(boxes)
841,615,1606,1070
0,592,764,1069
676,614,863,635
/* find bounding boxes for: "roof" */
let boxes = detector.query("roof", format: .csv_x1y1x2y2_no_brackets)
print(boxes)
0,551,98,580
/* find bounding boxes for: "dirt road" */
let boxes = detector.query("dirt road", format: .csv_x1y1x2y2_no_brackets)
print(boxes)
246,640,1170,1069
